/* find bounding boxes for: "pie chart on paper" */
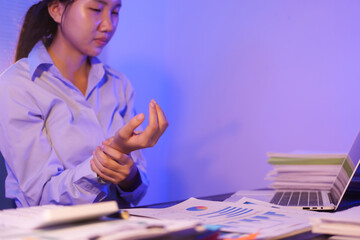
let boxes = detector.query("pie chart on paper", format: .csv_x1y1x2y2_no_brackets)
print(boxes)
186,206,208,211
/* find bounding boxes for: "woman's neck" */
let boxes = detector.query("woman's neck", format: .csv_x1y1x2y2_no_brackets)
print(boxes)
48,35,90,95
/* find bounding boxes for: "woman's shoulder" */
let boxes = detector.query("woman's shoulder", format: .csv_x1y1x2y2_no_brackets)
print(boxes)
0,58,31,86
0,59,38,105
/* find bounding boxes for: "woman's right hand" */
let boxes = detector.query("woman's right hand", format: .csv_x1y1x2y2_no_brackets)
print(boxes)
109,99,168,154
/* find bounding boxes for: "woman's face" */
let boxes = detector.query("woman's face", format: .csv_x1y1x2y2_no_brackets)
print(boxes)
60,0,121,57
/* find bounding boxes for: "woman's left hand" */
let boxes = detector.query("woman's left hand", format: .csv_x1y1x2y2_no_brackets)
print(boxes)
90,139,138,189
110,99,168,154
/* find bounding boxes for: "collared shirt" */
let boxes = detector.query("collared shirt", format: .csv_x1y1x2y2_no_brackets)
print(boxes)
0,42,148,207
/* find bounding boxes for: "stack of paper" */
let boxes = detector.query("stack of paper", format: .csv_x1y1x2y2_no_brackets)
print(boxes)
310,205,360,239
265,152,354,197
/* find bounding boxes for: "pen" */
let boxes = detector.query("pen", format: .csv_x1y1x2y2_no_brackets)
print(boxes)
222,232,259,240
107,210,130,219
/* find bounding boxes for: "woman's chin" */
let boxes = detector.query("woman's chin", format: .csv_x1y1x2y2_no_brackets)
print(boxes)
87,50,103,57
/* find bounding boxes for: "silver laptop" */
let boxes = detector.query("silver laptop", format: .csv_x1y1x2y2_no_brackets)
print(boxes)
270,131,360,211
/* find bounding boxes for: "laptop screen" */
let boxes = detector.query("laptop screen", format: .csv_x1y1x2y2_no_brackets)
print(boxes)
332,131,360,208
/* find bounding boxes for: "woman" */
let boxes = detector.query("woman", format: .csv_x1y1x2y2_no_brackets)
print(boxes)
0,0,168,207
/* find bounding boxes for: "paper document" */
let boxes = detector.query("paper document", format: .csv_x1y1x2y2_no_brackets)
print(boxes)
224,190,274,203
127,197,324,239
234,197,331,217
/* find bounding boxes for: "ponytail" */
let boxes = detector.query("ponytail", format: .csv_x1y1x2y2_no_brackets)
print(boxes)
15,1,57,62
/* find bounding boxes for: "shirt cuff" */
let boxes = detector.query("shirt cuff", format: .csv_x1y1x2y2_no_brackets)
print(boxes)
73,156,108,199
116,168,149,206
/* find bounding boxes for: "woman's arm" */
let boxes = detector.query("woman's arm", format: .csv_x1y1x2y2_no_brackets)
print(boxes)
0,84,106,207
90,100,168,205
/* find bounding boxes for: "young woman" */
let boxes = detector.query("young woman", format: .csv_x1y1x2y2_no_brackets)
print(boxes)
0,0,168,207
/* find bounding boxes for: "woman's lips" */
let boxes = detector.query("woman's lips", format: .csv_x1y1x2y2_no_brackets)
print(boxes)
94,38,108,46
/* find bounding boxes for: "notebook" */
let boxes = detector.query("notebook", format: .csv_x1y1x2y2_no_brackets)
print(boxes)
0,201,120,229
269,131,360,211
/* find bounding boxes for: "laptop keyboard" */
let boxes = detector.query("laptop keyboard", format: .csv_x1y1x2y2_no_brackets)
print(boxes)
270,191,324,206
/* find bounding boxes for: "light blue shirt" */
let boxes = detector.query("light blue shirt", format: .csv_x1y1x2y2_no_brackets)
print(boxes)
0,42,148,208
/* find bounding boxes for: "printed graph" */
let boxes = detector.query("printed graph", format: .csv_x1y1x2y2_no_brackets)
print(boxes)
187,204,290,232
197,206,253,218
186,206,208,211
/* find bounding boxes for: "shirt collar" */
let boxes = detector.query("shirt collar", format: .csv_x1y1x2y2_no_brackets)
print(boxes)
27,41,106,91
28,41,54,79
86,57,106,97
88,57,105,83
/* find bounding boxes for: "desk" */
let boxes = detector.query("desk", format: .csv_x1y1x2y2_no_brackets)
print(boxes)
1,191,358,239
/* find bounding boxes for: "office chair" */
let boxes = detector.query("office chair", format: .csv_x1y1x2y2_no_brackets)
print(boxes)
0,152,16,209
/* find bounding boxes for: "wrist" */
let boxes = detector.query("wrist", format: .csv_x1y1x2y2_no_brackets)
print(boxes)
118,166,141,192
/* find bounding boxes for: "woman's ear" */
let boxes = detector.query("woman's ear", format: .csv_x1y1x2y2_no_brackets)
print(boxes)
48,0,65,24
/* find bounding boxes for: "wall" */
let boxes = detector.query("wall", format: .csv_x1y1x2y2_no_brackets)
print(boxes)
0,1,30,71
106,0,360,205
1,1,360,207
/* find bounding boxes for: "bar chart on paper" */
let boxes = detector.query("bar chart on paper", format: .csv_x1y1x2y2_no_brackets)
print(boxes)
186,204,291,232
128,197,315,239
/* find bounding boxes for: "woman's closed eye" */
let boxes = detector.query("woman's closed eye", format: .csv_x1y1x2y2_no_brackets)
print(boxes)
111,6,120,16
89,8,102,13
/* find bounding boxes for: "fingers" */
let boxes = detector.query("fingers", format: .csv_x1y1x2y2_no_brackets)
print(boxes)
101,144,133,165
108,99,168,155
142,100,168,146
115,113,145,141
142,100,159,143
154,101,169,135
102,137,114,146
91,147,132,184
111,113,145,153
91,151,116,183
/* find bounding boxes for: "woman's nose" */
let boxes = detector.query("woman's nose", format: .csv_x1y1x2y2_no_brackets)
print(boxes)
99,13,115,33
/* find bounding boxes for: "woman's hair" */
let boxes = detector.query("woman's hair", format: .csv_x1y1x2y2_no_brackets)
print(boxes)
15,0,73,62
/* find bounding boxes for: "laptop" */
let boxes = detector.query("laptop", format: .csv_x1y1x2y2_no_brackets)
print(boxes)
269,131,360,211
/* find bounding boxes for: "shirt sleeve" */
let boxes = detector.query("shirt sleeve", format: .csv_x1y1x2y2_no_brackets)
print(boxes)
0,83,106,207
114,150,148,206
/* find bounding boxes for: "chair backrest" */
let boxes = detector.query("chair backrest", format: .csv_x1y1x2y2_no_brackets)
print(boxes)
0,152,16,209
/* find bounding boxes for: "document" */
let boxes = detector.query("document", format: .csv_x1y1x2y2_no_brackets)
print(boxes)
224,190,275,203
127,197,325,239
232,197,329,217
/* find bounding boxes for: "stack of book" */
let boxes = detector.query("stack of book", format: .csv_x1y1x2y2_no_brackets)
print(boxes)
265,152,354,199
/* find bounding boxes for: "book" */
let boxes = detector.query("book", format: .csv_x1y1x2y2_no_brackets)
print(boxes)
310,205,360,238
265,152,354,192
